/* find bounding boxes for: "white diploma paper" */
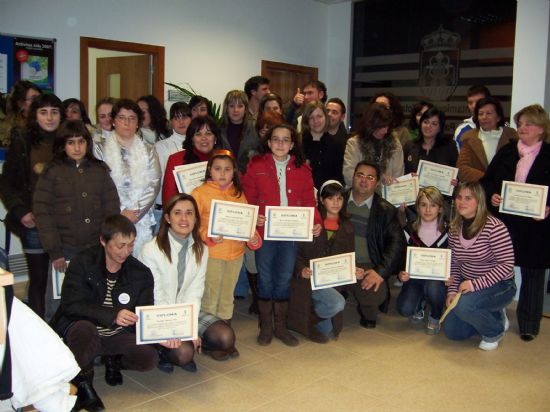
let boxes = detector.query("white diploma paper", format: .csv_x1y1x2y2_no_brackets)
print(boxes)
499,180,548,220
173,161,207,194
417,160,458,196
52,262,69,300
208,199,259,241
310,252,356,290
382,176,419,206
264,206,314,242
405,247,450,281
136,303,197,345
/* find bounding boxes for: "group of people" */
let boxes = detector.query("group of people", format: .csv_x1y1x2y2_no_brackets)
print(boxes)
0,76,548,411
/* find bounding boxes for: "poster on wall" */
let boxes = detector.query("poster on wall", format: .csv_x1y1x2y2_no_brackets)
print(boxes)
0,34,55,94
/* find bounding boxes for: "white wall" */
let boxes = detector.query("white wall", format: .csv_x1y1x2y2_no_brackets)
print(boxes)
511,0,550,125
0,0,347,108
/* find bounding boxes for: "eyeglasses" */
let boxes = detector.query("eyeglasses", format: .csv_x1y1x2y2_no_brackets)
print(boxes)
116,115,138,123
354,172,376,181
270,137,292,145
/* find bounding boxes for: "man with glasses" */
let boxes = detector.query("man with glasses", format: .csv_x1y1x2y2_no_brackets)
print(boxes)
347,160,405,328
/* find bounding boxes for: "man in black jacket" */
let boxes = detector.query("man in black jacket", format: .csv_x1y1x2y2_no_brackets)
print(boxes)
346,160,406,328
51,214,158,412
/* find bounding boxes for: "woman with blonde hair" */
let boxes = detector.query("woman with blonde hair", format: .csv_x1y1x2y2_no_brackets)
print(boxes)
482,104,550,341
444,182,516,351
219,90,259,173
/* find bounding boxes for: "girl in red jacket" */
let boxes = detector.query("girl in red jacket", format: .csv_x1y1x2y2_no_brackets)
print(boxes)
242,124,321,347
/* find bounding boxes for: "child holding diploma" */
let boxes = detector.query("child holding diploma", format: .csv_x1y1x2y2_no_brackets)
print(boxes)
139,194,237,369
191,150,261,359
242,124,322,347
292,180,361,343
396,187,448,335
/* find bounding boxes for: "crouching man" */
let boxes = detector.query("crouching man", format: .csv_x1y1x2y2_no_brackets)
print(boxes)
51,214,158,411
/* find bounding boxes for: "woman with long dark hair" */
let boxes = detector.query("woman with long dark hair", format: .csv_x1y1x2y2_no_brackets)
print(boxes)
0,93,64,317
139,193,237,369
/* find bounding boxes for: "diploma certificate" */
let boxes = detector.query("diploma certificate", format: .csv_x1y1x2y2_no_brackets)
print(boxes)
405,247,450,281
499,180,548,219
136,303,197,345
264,206,314,242
310,252,356,290
382,177,419,206
208,200,259,241
52,262,69,300
173,161,207,194
417,160,458,196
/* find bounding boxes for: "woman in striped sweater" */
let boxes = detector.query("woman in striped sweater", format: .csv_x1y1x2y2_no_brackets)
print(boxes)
443,182,516,351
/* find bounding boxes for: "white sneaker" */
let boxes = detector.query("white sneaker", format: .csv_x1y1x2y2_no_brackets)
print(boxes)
478,338,501,351
502,309,510,332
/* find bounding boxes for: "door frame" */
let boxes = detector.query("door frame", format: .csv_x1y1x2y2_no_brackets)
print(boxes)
80,36,165,110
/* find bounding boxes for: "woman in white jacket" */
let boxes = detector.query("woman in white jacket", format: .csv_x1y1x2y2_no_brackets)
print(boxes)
94,99,161,257
139,193,236,372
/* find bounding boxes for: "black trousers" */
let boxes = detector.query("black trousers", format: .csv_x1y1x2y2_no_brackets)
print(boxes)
517,268,547,335
65,320,158,371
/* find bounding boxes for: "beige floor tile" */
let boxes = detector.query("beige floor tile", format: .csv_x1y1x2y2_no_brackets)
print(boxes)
122,363,219,396
224,356,325,398
275,377,386,412
195,341,272,374
163,375,271,412
271,339,368,377
248,401,300,412
121,397,184,412
92,376,157,410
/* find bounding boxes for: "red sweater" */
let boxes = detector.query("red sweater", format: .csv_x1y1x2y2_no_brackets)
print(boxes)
242,153,320,237
162,149,210,205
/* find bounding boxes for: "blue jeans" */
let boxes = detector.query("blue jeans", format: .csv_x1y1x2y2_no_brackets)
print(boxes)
312,288,346,335
233,260,249,298
396,279,446,322
444,279,516,342
22,227,44,253
255,240,297,300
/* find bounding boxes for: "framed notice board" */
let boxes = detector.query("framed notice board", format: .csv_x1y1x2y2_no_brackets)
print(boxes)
0,33,56,94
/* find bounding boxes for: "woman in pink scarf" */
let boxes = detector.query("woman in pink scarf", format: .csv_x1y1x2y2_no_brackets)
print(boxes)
481,104,550,342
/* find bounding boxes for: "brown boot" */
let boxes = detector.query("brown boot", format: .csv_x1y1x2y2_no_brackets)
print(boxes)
331,311,344,339
257,299,273,346
247,271,259,315
273,300,299,346
308,312,329,344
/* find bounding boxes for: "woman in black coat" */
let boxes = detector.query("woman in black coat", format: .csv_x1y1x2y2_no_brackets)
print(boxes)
482,104,550,342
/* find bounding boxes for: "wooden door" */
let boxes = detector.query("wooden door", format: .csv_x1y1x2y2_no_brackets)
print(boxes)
96,55,150,101
262,60,318,106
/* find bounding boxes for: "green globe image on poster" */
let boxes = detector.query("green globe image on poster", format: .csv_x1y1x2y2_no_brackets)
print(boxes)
21,55,49,87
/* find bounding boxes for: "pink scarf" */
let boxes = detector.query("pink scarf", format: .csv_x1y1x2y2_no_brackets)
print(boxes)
515,139,542,183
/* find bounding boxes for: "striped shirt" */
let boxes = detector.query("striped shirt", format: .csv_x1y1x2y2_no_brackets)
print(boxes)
97,274,124,337
448,215,514,294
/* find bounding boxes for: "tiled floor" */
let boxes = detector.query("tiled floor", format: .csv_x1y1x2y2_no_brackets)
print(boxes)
86,295,550,411
16,284,550,411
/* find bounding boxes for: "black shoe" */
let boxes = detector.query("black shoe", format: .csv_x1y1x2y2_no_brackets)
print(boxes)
157,347,174,373
520,333,536,342
104,355,123,386
359,318,376,329
157,359,174,374
181,360,198,373
72,369,105,412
